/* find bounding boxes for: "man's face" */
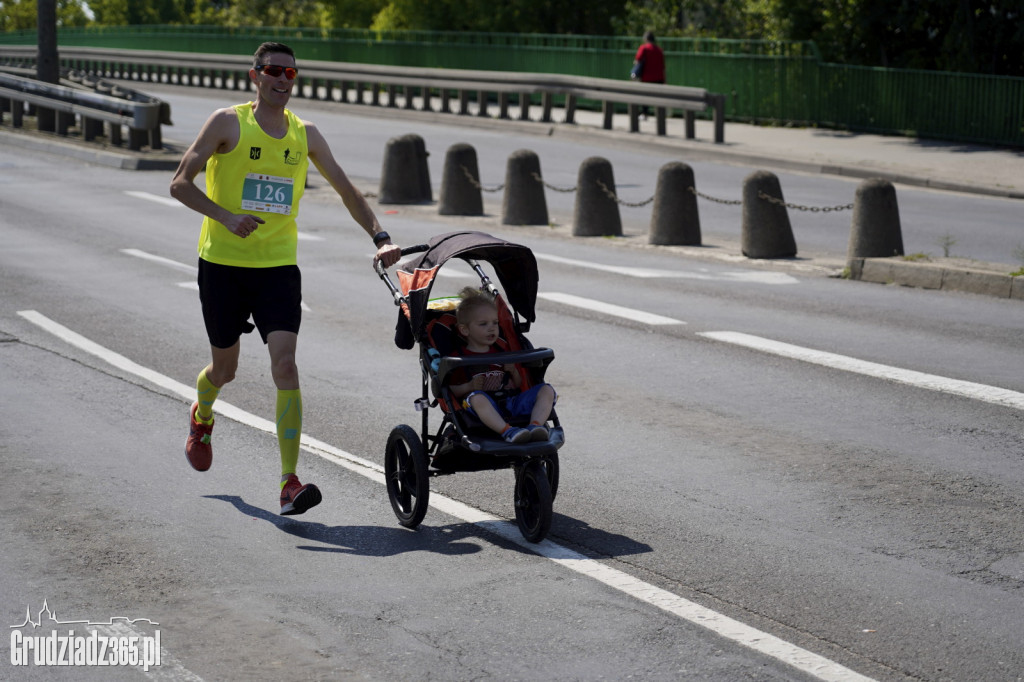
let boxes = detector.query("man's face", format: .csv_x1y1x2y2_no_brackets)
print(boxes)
251,52,297,104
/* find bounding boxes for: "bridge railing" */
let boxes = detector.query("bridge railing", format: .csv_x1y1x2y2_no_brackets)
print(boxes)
0,46,726,144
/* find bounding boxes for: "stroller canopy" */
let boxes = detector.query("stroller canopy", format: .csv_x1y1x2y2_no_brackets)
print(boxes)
395,231,539,348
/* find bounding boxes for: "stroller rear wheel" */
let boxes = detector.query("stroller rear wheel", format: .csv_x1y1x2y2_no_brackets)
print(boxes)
385,425,430,529
514,459,553,543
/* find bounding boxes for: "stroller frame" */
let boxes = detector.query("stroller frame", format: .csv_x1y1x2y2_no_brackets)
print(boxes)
376,231,564,542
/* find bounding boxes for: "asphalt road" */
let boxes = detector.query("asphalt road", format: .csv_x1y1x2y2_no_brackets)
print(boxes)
1,90,1023,682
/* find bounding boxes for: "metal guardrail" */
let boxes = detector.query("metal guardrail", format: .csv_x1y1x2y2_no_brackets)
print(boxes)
0,46,726,143
0,54,171,151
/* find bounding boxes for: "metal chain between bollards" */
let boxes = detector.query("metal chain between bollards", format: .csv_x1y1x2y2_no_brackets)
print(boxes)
595,179,655,208
460,164,504,192
531,171,576,193
757,190,854,212
688,186,742,206
449,165,855,213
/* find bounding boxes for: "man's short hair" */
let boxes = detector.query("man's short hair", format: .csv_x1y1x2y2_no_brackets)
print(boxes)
253,42,295,69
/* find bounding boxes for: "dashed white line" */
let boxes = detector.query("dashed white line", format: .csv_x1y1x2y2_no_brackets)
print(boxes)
17,309,872,682
122,249,311,312
121,248,197,274
124,190,182,208
700,331,1024,411
123,191,322,240
535,253,799,284
539,292,685,325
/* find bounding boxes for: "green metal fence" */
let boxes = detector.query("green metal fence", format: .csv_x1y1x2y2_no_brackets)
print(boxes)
2,26,1020,146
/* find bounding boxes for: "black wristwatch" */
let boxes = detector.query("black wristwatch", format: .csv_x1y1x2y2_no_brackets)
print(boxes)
372,231,391,247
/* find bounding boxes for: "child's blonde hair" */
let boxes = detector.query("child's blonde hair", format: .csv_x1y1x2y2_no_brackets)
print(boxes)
455,286,496,327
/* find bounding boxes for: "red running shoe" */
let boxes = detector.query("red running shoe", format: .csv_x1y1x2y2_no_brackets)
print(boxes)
185,402,213,472
280,474,322,516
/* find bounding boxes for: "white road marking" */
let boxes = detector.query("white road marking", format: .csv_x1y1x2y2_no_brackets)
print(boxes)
18,309,873,682
536,253,799,284
121,248,197,274
539,292,684,325
700,331,1024,411
124,191,321,240
122,249,311,312
125,190,182,208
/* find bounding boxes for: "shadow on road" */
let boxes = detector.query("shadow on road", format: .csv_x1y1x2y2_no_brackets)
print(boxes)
205,494,485,557
206,495,654,561
550,514,653,558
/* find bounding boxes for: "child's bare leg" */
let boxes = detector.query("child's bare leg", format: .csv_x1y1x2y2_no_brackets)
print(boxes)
468,394,510,435
529,384,555,425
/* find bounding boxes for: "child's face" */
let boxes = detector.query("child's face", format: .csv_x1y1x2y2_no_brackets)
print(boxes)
460,306,500,348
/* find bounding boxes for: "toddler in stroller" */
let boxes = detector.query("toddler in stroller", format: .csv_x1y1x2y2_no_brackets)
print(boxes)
376,230,564,542
449,287,557,445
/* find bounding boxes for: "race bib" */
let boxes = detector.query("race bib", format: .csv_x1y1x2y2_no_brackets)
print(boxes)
241,173,294,215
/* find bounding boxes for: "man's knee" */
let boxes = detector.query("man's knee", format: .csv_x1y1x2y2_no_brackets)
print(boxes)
271,355,299,386
208,361,237,386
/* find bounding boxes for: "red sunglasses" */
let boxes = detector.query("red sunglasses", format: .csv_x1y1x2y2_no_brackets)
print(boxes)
256,64,298,80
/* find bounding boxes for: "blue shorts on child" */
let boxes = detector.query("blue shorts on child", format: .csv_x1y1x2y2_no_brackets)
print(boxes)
462,383,556,420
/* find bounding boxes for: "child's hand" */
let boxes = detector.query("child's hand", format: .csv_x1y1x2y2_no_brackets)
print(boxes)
480,371,505,391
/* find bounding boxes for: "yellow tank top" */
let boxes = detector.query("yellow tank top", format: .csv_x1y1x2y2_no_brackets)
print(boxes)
198,103,308,267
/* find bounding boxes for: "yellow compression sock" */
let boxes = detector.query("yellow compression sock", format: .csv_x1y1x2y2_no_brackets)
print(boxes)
195,369,220,423
277,389,302,481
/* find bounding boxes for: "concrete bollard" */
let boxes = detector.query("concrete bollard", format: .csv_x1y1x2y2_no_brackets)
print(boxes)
439,143,483,216
847,178,904,260
741,170,797,259
502,149,548,226
573,157,622,237
378,133,432,204
649,162,701,246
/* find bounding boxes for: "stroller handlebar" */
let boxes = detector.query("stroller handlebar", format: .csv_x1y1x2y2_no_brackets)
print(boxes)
373,243,430,277
375,243,431,307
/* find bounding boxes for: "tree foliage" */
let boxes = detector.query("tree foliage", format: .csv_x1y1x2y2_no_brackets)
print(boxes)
0,0,90,31
7,0,1023,75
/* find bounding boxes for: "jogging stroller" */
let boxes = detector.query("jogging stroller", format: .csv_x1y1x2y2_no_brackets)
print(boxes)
375,231,564,542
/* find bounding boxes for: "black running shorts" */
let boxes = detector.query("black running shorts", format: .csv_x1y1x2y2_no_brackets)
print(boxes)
198,259,302,348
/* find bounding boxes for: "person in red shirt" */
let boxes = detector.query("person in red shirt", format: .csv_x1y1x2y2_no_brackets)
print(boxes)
633,30,666,118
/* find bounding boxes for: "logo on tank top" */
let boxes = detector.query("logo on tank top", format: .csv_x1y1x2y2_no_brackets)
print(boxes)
284,148,302,165
250,146,261,160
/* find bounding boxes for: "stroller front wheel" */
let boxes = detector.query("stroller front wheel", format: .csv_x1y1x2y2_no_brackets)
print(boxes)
514,459,553,543
385,425,430,529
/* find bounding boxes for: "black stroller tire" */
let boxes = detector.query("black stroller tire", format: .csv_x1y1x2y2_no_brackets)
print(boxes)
385,425,430,529
540,453,559,501
514,459,553,543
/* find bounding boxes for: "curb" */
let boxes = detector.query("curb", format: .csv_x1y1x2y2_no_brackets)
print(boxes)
0,128,182,171
849,257,1023,300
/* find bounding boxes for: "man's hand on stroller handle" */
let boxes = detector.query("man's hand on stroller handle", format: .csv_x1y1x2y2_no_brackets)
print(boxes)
373,243,430,275
373,242,402,269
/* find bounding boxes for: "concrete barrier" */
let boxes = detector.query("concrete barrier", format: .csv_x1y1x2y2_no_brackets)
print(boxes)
741,170,796,259
847,178,904,260
439,143,483,216
649,162,701,246
849,257,1022,299
502,149,548,226
573,157,621,237
379,133,431,204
